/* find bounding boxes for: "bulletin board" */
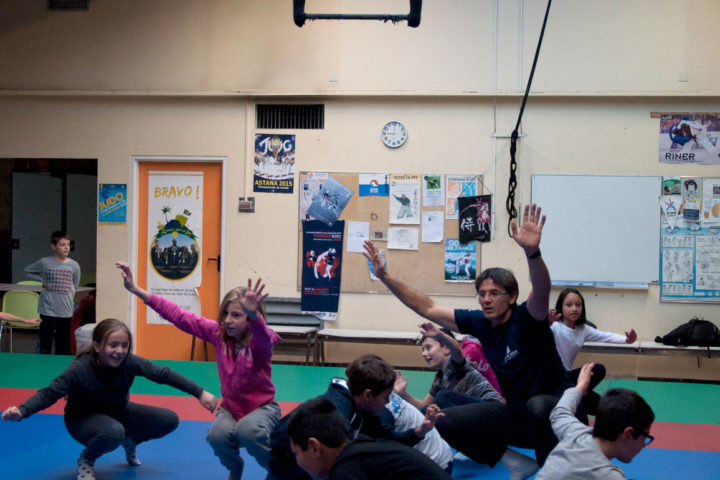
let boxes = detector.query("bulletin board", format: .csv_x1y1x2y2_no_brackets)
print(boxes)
531,174,662,288
297,172,482,295
659,176,720,303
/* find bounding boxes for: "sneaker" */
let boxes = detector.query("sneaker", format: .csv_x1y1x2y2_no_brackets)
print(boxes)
77,450,95,480
122,438,142,466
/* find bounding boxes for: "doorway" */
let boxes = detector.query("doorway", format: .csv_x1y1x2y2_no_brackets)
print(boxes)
134,159,223,361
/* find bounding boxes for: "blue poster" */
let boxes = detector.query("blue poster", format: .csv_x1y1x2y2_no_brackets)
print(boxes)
301,220,344,321
253,133,295,193
98,184,127,224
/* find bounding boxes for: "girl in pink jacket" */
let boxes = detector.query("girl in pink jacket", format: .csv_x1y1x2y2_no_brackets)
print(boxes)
116,262,281,480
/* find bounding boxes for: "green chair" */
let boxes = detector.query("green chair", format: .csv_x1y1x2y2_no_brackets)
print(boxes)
17,280,42,286
79,272,96,287
1,290,41,352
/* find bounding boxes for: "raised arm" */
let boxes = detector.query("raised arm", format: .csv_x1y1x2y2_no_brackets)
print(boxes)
510,204,551,320
115,261,151,302
363,240,458,332
420,322,464,364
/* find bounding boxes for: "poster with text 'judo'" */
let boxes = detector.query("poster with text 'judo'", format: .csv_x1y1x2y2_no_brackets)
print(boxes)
147,171,203,323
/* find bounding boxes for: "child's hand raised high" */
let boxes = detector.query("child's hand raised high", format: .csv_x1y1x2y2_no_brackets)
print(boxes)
419,321,441,338
237,278,269,320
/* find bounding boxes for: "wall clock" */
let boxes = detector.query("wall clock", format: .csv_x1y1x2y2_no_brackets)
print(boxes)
381,121,408,148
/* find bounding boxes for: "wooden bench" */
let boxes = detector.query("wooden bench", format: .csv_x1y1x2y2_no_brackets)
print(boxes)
581,340,720,367
315,328,419,366
265,297,322,365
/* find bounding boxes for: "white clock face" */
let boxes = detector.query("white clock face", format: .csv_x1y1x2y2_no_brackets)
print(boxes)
381,121,408,148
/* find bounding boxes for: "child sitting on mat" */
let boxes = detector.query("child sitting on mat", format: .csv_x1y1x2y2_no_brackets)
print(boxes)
2,317,217,480
116,261,282,480
536,363,655,479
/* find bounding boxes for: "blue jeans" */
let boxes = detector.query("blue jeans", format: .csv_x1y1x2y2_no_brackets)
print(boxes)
206,402,281,480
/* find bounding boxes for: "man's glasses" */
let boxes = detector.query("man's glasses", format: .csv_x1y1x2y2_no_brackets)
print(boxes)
476,290,508,299
639,432,654,446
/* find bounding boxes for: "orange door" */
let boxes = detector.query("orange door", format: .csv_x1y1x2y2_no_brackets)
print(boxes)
136,161,222,361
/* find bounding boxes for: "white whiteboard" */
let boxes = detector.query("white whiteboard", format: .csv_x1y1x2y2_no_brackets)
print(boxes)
531,175,661,287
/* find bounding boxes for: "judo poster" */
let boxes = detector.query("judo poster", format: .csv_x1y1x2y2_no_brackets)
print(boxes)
98,183,127,224
359,173,390,196
301,220,345,321
306,176,354,227
446,175,480,220
147,171,203,323
253,133,295,193
389,174,420,224
444,238,476,282
458,195,492,243
299,172,327,221
658,113,720,165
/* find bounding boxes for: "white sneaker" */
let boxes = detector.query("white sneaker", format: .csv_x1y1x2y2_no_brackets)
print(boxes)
77,450,95,480
122,438,142,466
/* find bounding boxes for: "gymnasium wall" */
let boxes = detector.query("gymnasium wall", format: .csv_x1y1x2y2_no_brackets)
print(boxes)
0,1,719,377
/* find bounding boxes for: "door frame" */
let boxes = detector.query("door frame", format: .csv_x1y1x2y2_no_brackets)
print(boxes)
129,155,226,345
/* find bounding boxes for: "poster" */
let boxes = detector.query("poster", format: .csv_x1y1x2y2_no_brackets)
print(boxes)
422,174,444,207
301,220,344,321
306,176,354,227
98,183,127,224
701,178,720,227
446,175,479,220
299,172,327,221
253,133,295,193
660,176,720,303
458,195,492,243
359,173,390,196
147,172,203,323
658,113,720,165
444,238,476,282
389,174,420,224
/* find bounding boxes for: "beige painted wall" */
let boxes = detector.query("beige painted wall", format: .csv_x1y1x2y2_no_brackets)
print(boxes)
1,1,719,376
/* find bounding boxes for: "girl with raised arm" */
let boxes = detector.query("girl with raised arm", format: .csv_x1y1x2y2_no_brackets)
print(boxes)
116,262,281,480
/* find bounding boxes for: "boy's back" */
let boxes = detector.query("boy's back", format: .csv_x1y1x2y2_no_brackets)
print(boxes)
537,364,654,480
535,387,625,480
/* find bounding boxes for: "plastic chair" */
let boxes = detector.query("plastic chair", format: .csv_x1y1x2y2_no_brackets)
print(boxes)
1,290,41,352
79,272,96,287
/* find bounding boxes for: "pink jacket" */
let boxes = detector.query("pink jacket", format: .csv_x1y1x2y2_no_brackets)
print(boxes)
461,338,503,395
146,294,281,420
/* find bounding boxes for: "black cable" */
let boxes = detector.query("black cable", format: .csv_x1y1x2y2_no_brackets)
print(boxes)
506,0,552,236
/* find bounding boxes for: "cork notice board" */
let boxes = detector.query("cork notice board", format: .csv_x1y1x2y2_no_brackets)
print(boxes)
298,172,482,295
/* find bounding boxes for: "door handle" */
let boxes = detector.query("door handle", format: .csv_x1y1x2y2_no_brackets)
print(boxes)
207,254,221,272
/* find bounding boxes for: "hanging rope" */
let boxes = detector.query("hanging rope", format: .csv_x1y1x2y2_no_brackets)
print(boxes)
506,0,553,236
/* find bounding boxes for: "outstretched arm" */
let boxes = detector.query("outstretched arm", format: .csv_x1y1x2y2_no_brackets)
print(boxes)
115,261,151,302
1,406,23,421
363,240,458,332
510,204,551,320
0,312,41,326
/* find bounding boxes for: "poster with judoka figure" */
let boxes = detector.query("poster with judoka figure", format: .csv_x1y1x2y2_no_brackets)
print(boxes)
389,174,420,224
301,220,344,321
458,195,492,243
